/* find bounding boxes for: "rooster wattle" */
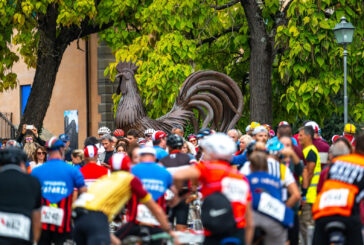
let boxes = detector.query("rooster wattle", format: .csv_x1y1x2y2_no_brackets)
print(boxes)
115,60,244,135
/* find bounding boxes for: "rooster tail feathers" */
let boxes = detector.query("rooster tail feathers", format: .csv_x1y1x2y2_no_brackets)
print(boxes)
158,71,243,132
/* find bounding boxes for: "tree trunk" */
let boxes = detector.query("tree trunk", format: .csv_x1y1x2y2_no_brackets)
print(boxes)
17,6,67,136
240,0,274,124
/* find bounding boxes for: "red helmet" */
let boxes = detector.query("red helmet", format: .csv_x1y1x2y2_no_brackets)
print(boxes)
109,153,131,172
113,129,125,137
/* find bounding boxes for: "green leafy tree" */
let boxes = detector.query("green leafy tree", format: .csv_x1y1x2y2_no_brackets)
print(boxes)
0,0,150,133
275,0,364,128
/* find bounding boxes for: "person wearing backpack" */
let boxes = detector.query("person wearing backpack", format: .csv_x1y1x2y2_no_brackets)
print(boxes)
246,151,294,245
173,133,254,245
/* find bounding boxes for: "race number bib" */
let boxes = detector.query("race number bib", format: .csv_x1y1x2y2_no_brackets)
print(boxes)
319,189,349,210
0,211,31,240
257,192,285,222
41,206,64,226
136,204,160,226
221,177,249,203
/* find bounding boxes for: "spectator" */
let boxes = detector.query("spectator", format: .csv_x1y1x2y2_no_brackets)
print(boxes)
17,124,45,146
29,145,47,172
59,134,72,162
237,134,253,155
126,129,139,145
71,149,85,170
98,134,115,167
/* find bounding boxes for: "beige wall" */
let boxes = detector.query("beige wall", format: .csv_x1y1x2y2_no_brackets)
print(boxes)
0,35,101,148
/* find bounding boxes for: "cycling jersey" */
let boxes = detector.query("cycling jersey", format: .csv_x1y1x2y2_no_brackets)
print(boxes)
160,150,191,172
31,159,85,233
80,162,108,187
313,154,364,220
194,160,252,229
131,162,172,201
73,171,151,221
240,158,295,201
247,172,293,227
153,146,168,161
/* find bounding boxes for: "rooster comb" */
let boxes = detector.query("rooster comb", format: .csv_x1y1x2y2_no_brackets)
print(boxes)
116,60,139,74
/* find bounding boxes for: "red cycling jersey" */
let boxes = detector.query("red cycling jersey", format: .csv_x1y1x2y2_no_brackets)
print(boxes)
194,160,252,228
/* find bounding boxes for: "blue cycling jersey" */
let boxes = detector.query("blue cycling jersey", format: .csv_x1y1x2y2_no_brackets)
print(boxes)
153,146,168,161
131,162,172,201
231,151,247,166
247,171,294,227
268,136,298,146
31,159,85,203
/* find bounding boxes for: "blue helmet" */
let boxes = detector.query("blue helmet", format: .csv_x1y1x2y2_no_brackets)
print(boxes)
46,137,65,151
59,134,70,143
197,128,212,138
266,140,284,155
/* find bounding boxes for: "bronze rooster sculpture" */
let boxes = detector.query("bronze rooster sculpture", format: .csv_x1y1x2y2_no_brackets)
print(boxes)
115,60,244,135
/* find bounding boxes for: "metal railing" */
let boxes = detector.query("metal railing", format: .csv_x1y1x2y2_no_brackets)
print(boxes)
0,112,16,140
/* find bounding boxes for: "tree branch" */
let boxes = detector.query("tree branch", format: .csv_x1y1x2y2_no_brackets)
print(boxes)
198,25,242,46
210,0,240,10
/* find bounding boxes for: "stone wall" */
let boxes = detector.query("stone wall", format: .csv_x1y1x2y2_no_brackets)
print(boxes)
97,41,118,130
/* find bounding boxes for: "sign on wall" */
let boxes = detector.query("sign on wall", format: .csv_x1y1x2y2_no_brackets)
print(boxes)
64,110,78,150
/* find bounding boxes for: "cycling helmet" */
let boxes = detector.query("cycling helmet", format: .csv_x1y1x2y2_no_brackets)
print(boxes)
344,123,356,134
253,126,268,135
59,134,70,143
98,126,111,135
5,140,22,149
46,137,65,151
266,140,284,155
144,128,155,136
200,133,236,161
84,145,98,158
109,153,131,172
113,129,125,137
197,128,212,138
304,121,321,135
167,134,184,149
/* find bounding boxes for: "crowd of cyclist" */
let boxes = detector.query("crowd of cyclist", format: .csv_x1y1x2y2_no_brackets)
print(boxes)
0,120,363,245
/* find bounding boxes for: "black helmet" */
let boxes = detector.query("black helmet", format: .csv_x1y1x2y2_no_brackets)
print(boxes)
197,128,212,138
167,134,184,149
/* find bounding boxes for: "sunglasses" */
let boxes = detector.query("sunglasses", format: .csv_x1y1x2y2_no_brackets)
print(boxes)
145,134,152,138
189,139,197,142
37,152,46,155
25,137,33,141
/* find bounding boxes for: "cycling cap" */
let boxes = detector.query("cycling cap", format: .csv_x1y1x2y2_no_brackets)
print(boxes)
109,153,131,172
344,123,356,134
304,121,320,134
278,121,290,126
144,128,155,135
59,134,70,143
5,140,22,149
167,134,184,149
46,137,65,151
188,134,197,141
137,138,147,145
152,131,167,141
113,129,125,137
84,145,98,158
200,133,236,161
138,146,156,156
266,140,284,155
98,126,111,135
197,128,212,138
250,121,260,129
253,126,268,135
269,130,276,137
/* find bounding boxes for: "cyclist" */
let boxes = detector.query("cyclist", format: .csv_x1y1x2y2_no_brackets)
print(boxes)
0,147,42,245
80,145,109,187
73,152,174,244
246,151,294,245
312,132,364,245
160,134,192,231
173,133,254,245
152,131,168,161
31,137,86,245
115,147,174,244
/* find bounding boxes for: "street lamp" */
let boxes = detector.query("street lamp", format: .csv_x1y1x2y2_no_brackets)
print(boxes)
333,16,355,125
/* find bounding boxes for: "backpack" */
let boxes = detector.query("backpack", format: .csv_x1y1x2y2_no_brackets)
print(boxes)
201,192,236,235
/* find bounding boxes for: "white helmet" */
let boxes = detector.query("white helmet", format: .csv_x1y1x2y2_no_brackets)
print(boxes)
200,133,237,161
98,126,111,135
144,128,155,135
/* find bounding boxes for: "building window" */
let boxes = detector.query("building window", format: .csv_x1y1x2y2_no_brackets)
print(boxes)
20,85,31,116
